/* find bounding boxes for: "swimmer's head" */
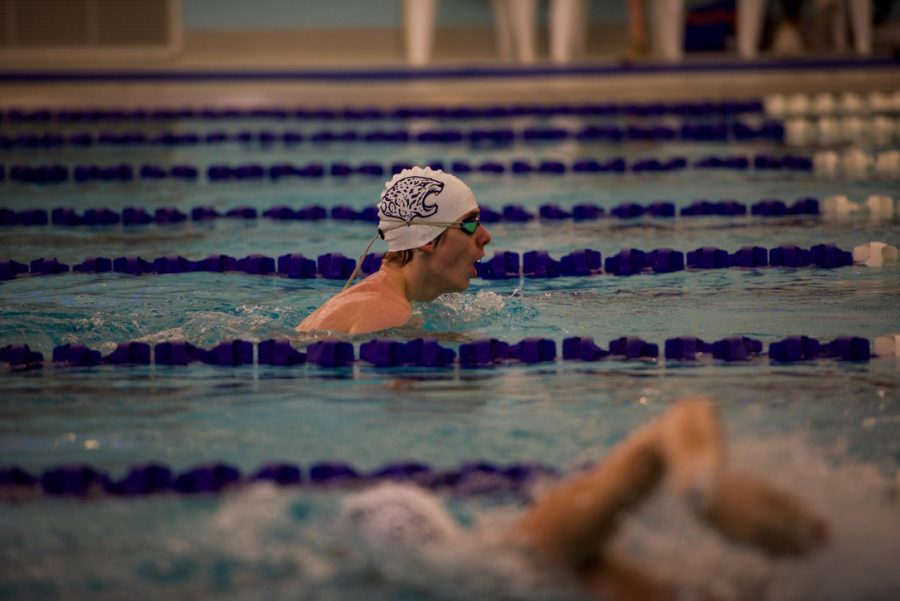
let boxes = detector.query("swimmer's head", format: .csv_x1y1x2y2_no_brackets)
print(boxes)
339,483,461,550
377,167,478,252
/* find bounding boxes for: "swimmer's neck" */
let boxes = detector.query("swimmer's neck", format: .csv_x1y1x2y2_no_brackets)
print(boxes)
379,259,446,303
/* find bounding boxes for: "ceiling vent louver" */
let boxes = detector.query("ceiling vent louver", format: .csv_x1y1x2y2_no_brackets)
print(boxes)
0,0,181,59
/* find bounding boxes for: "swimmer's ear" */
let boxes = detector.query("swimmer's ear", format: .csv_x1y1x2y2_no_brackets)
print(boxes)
418,241,437,254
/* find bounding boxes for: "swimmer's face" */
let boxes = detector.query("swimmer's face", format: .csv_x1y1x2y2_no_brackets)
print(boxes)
429,209,491,293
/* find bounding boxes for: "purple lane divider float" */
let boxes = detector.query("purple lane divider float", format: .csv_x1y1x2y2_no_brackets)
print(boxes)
200,254,238,272
359,339,407,367
191,206,219,220
562,337,610,361
258,339,306,366
609,336,659,359
173,463,242,493
0,466,38,488
17,208,49,225
501,205,534,222
73,257,113,273
154,341,205,365
369,461,432,483
154,207,187,223
769,245,811,268
647,202,676,217
0,344,44,368
306,340,355,367
277,253,317,278
0,259,28,280
360,338,456,367
105,342,151,365
309,462,360,484
264,206,297,219
53,343,102,366
664,336,712,360
402,338,456,367
687,247,731,269
113,256,151,275
111,463,173,495
50,207,79,225
476,251,520,279
645,249,684,273
123,207,155,225
730,246,768,268
316,253,355,279
560,249,603,276
509,338,556,363
30,257,69,275
523,251,561,278
820,337,870,361
204,340,254,366
711,337,763,361
226,206,258,219
237,254,275,275
252,463,303,485
605,249,646,276
681,200,747,216
611,202,645,219
459,338,511,367
752,199,789,216
539,204,571,219
153,255,197,274
295,205,327,220
2,198,826,231
769,336,821,362
360,253,383,275
1,335,879,373
571,204,605,220
41,466,110,495
810,244,853,268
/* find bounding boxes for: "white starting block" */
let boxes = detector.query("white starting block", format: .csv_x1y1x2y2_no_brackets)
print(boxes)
875,151,900,179
852,241,898,267
865,195,895,220
842,149,873,178
874,334,900,357
814,151,841,177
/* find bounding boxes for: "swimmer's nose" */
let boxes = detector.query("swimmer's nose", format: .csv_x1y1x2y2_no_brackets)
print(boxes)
477,223,492,247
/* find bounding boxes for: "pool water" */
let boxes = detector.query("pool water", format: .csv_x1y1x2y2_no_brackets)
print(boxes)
1,106,899,600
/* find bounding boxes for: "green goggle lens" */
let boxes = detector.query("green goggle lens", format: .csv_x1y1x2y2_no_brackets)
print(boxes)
459,217,480,235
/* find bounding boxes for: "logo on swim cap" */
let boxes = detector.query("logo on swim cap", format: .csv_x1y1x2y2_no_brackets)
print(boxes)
379,176,444,223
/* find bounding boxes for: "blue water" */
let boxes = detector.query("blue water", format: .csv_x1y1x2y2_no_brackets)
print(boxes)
1,109,899,600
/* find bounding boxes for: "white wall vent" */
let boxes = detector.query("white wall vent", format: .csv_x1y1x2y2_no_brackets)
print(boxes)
0,0,181,60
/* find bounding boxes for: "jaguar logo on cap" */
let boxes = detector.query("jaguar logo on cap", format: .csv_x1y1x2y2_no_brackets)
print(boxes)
379,176,444,223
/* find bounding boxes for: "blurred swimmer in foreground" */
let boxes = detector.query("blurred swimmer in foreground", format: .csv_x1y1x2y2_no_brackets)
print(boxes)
297,167,492,334
342,398,828,601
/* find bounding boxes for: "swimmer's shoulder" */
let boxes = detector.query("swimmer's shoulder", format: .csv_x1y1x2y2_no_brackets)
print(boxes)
298,286,412,334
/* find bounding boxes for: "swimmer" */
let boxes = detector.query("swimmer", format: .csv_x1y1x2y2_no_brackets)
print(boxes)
297,167,492,334
342,397,828,601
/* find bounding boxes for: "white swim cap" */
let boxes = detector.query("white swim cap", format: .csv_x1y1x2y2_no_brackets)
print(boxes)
339,483,461,549
377,167,478,252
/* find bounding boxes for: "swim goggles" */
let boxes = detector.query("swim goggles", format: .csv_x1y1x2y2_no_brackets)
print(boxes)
377,214,481,239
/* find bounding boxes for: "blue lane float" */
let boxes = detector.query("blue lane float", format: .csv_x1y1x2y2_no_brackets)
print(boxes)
0,121,786,150
1,154,815,184
0,458,560,500
1,100,765,125
0,242,863,283
0,334,882,373
0,198,820,230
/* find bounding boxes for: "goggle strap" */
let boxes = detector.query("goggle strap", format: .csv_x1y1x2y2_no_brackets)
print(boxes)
341,232,381,292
